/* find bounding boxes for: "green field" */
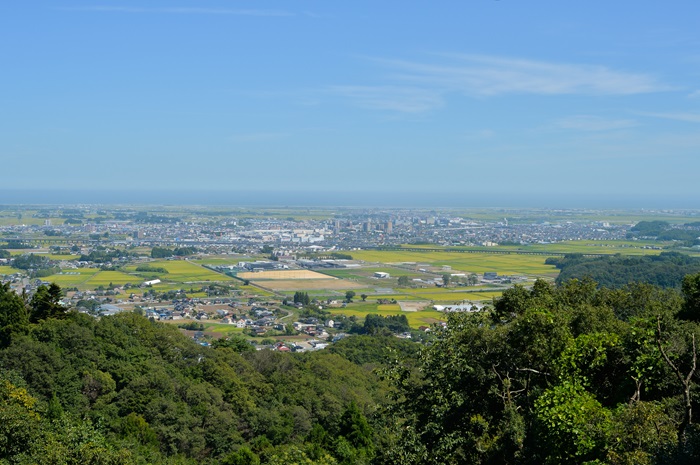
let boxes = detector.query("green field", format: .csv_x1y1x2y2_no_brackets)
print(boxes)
32,260,236,291
199,323,246,335
123,260,235,284
0,266,17,275
444,209,700,225
83,270,137,287
329,303,446,328
41,269,101,287
192,256,253,266
399,240,684,256
0,217,66,226
321,267,424,279
40,269,133,289
47,254,79,261
350,250,559,277
408,290,502,303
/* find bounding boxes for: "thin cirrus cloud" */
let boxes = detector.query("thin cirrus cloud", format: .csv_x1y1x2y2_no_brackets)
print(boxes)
382,54,669,96
332,54,669,113
555,115,639,131
55,6,294,16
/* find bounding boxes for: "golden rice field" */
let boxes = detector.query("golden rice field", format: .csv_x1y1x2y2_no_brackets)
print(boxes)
350,250,559,277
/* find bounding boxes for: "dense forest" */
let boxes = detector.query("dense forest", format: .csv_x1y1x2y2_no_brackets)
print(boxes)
547,252,700,289
3,274,700,464
627,221,700,246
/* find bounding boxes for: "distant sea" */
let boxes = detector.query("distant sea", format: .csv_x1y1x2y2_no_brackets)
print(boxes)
0,189,696,209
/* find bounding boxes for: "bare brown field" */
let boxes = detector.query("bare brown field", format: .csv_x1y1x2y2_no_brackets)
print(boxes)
238,270,332,280
258,279,363,291
398,301,431,312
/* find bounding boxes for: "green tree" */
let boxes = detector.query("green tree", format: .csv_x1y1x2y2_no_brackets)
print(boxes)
222,447,260,465
345,291,356,302
213,335,255,353
441,274,450,287
0,377,42,460
0,283,28,346
29,284,65,323
679,272,700,321
534,380,611,463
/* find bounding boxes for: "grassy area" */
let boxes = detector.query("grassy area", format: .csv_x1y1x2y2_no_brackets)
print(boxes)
200,323,246,335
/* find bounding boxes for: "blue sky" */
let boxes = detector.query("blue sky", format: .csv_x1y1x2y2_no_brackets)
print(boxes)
2,1,700,207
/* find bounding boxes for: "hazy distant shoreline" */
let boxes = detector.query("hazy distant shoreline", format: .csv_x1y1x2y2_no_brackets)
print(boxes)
0,189,697,210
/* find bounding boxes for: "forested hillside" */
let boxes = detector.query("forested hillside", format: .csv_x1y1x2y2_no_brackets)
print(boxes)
547,252,700,289
0,282,386,464
3,276,700,464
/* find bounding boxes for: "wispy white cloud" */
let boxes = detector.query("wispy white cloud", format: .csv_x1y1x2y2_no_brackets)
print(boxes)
328,85,443,113
56,6,293,17
555,115,639,131
331,53,669,113
377,54,669,96
640,111,700,123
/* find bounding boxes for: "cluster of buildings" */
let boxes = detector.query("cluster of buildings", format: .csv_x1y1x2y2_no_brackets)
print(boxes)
0,206,642,260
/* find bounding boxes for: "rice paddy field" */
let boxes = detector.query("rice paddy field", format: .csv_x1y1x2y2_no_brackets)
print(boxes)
0,217,66,226
256,279,362,291
399,240,683,256
329,303,446,327
238,269,364,292
350,250,559,277
446,209,700,225
123,260,235,284
16,259,237,291
321,267,425,280
192,256,254,266
238,270,331,280
82,270,137,287
41,269,101,287
0,266,17,275
402,289,504,302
